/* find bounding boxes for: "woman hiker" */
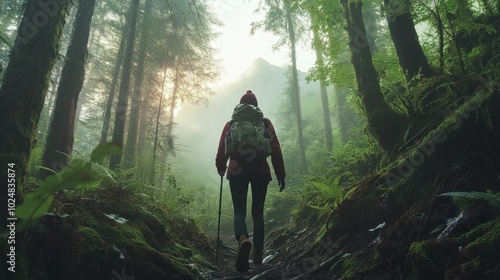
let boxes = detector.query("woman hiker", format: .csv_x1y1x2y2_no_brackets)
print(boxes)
215,90,286,272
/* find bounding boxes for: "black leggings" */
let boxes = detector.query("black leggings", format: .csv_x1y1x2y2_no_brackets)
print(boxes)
229,170,269,251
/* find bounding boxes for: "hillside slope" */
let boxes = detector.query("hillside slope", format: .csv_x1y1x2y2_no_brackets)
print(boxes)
245,85,500,280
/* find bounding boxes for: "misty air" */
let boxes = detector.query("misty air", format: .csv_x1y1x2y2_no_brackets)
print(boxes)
0,0,499,279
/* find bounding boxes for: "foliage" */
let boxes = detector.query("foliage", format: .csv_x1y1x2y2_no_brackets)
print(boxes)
251,0,308,51
438,191,500,211
16,143,120,231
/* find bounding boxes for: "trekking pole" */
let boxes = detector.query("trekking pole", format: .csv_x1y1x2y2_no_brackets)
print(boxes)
216,175,223,262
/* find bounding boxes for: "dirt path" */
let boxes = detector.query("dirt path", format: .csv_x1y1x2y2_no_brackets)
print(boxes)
206,234,282,280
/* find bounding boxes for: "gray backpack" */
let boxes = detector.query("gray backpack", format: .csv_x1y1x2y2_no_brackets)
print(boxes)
224,103,272,161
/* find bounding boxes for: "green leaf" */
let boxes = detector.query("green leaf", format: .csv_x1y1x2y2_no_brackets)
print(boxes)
90,142,122,163
16,192,54,222
16,158,104,231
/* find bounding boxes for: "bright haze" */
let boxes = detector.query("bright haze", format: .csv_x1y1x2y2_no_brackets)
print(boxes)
209,0,316,84
174,0,318,189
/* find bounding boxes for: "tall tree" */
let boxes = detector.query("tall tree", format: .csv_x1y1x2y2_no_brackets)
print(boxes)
157,61,181,188
305,0,355,144
284,0,308,174
0,0,71,218
341,0,406,152
101,26,127,143
109,0,140,170
100,7,128,144
152,66,168,185
253,0,308,174
383,0,434,81
39,0,96,179
123,0,153,169
310,12,334,151
136,0,220,172
335,86,351,143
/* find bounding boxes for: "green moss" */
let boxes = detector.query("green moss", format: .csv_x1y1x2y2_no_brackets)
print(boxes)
107,223,143,240
173,242,193,258
462,218,500,256
192,254,215,269
458,258,481,279
409,242,438,279
454,218,500,279
338,251,382,279
314,224,328,244
79,210,99,227
78,226,104,250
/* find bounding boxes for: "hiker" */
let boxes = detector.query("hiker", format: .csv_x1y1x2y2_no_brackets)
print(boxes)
215,90,286,272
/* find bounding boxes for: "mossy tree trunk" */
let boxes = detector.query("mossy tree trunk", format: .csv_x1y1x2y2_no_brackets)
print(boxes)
0,0,71,218
109,0,140,170
285,0,308,175
341,0,406,152
123,0,152,170
39,0,96,179
383,0,433,81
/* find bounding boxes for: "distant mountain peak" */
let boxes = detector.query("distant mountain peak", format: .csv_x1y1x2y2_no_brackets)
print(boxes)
240,58,276,79
251,57,270,67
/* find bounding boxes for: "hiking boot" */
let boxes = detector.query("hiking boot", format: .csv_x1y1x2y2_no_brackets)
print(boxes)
253,250,263,265
235,235,252,272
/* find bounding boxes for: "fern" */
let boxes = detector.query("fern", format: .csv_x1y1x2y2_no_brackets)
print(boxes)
438,191,500,211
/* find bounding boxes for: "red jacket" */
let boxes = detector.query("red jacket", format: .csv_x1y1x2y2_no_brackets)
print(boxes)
215,118,286,181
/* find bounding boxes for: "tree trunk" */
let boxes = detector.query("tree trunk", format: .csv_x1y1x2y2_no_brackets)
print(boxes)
383,0,433,81
123,0,152,169
109,0,140,170
362,0,378,54
136,87,151,158
100,11,128,144
158,62,181,189
285,0,308,174
311,14,334,151
435,4,444,72
39,0,96,179
0,0,71,220
443,1,466,74
74,20,98,132
335,86,350,144
38,73,60,143
341,0,406,152
152,66,168,185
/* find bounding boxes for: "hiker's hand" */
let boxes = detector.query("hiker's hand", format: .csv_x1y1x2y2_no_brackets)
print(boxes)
218,170,225,177
278,178,286,192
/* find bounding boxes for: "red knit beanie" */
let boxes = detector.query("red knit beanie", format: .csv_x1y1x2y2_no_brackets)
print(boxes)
240,90,258,107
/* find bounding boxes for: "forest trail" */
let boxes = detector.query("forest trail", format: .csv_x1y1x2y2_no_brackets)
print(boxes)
208,234,278,280
204,206,333,280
